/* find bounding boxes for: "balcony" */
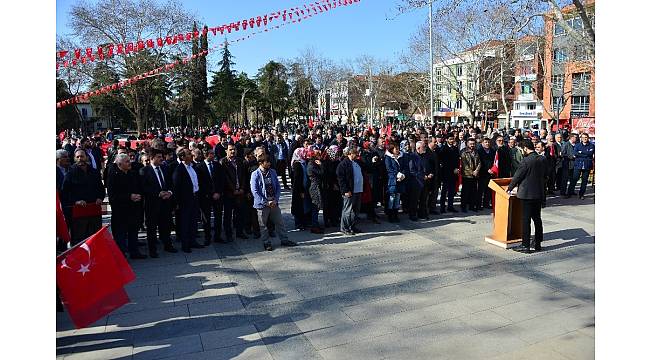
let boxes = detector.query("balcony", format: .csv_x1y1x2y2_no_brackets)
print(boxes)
571,103,590,112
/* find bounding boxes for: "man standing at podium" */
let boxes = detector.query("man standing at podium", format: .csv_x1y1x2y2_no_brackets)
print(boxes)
507,139,546,253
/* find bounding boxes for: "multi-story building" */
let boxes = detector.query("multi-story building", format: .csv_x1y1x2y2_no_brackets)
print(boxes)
318,80,351,124
542,0,595,131
432,40,514,128
511,35,546,129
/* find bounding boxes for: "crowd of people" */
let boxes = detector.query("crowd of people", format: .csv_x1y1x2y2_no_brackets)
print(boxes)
56,121,595,258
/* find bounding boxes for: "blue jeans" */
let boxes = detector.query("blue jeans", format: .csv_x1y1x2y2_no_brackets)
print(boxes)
387,192,401,210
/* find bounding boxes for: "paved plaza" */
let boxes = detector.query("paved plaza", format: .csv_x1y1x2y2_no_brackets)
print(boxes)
56,187,595,360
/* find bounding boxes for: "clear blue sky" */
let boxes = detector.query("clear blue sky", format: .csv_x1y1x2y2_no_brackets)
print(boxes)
56,0,427,75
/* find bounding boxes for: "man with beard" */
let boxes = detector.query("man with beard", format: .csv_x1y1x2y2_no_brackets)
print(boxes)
438,134,460,213
61,149,106,245
477,138,496,210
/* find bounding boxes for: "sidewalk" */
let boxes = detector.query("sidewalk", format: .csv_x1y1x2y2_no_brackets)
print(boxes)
57,188,595,360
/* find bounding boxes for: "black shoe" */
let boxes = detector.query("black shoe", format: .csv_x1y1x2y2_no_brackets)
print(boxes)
440,209,446,214
237,233,249,240
430,209,440,215
203,240,211,247
570,192,578,196
130,252,147,259
372,218,381,224
418,215,429,220
447,207,458,213
138,241,147,246
164,245,178,253
269,231,277,238
253,233,261,239
564,195,572,199
281,240,298,247
352,227,363,233
225,236,234,243
512,246,531,254
471,207,479,212
409,216,418,221
461,207,468,213
149,252,159,258
534,246,543,252
264,243,274,251
190,243,204,249
182,248,192,253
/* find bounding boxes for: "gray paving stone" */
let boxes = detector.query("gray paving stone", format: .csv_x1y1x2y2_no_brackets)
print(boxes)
301,319,398,350
106,305,189,329
160,341,273,360
200,324,261,350
62,346,133,360
187,296,245,317
291,310,355,332
341,297,410,322
132,334,203,360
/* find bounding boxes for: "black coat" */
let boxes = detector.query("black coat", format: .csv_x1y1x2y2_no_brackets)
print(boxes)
195,160,225,197
336,157,364,195
477,146,496,177
219,157,248,197
172,163,199,206
438,144,460,179
421,149,439,183
61,164,106,208
507,152,546,200
496,145,512,177
107,168,142,219
291,161,308,216
307,160,324,209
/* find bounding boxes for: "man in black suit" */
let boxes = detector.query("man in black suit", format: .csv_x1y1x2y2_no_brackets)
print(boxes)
213,136,229,160
172,147,205,253
438,134,460,213
107,153,147,259
507,139,546,253
220,144,249,242
195,148,225,245
477,138,496,209
139,149,178,257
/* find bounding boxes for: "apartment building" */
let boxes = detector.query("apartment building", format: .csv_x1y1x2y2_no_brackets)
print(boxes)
542,0,595,131
511,35,546,129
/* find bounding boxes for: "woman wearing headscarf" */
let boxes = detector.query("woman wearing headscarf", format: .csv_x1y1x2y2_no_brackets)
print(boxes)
323,145,342,227
384,142,407,222
290,148,309,230
307,149,325,234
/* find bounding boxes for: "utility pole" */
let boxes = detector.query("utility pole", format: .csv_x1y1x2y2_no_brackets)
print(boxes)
429,0,434,127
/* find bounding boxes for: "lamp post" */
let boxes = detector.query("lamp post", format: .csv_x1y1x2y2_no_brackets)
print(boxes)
429,0,434,127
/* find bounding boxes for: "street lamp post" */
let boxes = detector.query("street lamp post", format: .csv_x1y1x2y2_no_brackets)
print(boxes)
429,0,434,127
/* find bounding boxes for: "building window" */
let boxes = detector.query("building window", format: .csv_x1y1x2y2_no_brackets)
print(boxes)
436,67,441,76
572,72,591,90
553,48,568,63
552,96,564,112
436,83,442,92
521,82,532,94
552,75,565,90
527,103,536,110
458,81,463,93
455,98,462,109
554,23,566,36
571,96,590,112
568,17,583,31
435,100,442,111
81,108,88,120
456,65,463,77
515,103,521,110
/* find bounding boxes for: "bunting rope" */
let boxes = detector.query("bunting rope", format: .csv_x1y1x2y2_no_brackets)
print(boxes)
56,0,362,109
56,0,360,70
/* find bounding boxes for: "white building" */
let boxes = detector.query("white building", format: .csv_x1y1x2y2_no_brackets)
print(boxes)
318,81,350,124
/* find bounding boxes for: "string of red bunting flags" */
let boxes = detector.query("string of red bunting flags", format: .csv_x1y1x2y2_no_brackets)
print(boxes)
55,0,362,109
56,0,360,71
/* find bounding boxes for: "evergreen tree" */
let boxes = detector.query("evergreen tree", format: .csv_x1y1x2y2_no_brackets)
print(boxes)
257,61,290,125
208,41,240,124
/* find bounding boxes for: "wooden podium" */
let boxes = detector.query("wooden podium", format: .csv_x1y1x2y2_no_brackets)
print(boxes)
484,178,523,249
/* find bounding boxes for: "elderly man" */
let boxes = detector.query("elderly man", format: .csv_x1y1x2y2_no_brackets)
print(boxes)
107,154,147,259
336,147,364,235
173,147,205,252
61,149,106,245
560,133,578,196
56,149,70,192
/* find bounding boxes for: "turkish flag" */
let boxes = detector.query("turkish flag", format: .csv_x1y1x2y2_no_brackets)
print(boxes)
205,135,220,147
490,151,499,176
221,122,231,135
56,192,71,243
56,226,135,328
308,117,314,128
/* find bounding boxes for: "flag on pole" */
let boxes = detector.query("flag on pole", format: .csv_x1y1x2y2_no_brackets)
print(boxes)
56,226,136,328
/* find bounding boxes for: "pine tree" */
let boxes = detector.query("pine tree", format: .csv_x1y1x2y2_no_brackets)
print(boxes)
208,41,240,124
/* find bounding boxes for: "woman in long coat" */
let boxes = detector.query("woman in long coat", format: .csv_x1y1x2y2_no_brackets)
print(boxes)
290,148,309,230
384,142,407,222
322,146,342,228
307,149,324,233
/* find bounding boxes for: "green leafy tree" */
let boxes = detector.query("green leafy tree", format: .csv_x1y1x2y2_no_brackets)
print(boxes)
88,62,133,129
257,61,290,125
56,79,82,131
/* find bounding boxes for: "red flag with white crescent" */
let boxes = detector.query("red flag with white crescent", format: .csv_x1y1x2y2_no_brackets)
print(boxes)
56,226,135,328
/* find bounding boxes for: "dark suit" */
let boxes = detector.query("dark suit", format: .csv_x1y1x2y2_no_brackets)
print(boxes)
477,146,496,208
507,152,546,250
107,168,143,254
195,160,225,243
438,144,460,210
140,164,174,254
220,156,248,238
172,162,201,251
